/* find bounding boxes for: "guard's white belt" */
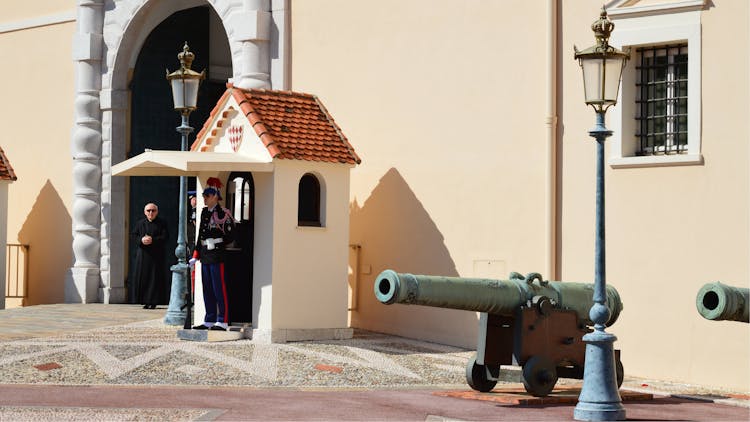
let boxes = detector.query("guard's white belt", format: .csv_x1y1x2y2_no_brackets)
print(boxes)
202,237,223,246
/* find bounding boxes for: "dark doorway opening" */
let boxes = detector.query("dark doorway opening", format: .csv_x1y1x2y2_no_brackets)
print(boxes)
127,6,229,303
224,172,255,323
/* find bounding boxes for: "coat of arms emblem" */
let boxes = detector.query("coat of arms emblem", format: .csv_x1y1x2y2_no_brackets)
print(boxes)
228,125,243,152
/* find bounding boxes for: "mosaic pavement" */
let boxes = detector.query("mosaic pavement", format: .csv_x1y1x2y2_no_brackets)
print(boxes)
0,319,481,388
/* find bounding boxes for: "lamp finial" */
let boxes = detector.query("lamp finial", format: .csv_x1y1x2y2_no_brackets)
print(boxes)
178,41,195,70
591,6,615,49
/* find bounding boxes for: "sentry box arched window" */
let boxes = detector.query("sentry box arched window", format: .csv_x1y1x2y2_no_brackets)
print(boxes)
297,173,321,227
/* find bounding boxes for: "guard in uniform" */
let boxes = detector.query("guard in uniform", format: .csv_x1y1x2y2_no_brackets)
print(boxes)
190,178,235,330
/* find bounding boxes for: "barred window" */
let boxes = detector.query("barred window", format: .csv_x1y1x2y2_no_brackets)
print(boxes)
635,44,688,155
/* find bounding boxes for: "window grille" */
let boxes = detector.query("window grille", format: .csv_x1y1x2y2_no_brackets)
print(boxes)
635,44,688,155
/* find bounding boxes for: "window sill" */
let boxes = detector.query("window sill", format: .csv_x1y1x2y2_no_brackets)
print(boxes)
609,154,703,169
296,225,326,231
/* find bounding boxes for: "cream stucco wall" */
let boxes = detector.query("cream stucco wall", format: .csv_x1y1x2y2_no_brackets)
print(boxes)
270,160,351,330
1,0,747,392
0,17,75,306
293,0,749,391
292,0,552,348
252,170,274,330
0,1,73,25
562,0,749,392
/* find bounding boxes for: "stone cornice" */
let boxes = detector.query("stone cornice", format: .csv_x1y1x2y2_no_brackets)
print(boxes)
0,10,75,34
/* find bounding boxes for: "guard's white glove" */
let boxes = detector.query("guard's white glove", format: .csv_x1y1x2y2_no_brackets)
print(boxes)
189,257,198,267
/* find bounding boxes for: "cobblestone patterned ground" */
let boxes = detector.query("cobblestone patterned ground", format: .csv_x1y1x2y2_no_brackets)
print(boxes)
0,319,480,389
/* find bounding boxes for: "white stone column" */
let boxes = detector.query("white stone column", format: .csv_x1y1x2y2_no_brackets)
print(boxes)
99,89,128,303
270,0,291,90
229,0,272,90
67,0,105,303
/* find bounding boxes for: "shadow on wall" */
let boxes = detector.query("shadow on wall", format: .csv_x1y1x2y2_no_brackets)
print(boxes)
17,180,72,305
349,168,479,349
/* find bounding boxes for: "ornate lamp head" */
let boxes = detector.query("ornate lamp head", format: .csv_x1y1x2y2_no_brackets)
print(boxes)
574,7,630,112
166,42,206,114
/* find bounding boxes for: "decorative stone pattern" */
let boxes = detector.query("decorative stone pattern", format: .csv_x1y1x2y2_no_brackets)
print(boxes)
0,320,474,388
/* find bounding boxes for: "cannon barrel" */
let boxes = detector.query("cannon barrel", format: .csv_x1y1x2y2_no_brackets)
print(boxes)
375,270,623,327
696,282,749,323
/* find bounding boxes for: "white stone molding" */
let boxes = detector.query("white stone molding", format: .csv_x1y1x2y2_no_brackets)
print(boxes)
608,10,703,168
70,0,286,303
102,0,279,92
68,0,105,303
270,0,290,90
606,0,706,18
0,10,76,34
100,89,129,303
226,0,272,89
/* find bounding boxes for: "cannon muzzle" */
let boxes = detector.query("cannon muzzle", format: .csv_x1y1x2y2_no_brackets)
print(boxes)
375,270,623,326
696,282,749,323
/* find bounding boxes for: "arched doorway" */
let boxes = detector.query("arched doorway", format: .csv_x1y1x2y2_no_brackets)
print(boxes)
127,6,230,303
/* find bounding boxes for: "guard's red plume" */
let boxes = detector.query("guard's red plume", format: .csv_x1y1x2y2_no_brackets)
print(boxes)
206,177,223,189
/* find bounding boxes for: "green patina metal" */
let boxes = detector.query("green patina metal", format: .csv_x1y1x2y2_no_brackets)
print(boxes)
375,269,623,327
374,269,626,397
696,282,749,323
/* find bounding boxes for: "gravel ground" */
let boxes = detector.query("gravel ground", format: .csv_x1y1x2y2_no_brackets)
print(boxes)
0,406,212,421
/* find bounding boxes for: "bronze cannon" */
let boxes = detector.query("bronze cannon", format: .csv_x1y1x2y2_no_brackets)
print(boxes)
696,282,749,323
374,270,625,396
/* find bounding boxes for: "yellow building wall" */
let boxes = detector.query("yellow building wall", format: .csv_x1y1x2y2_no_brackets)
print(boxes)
1,0,747,392
0,19,76,306
294,0,749,391
292,0,552,348
560,0,749,391
0,1,73,25
271,160,351,330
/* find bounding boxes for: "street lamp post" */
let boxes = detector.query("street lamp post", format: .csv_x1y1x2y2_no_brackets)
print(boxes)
163,42,205,326
572,8,629,421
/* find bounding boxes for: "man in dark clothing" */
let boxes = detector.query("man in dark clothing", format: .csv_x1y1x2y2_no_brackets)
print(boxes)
190,178,235,330
130,202,168,309
187,194,197,251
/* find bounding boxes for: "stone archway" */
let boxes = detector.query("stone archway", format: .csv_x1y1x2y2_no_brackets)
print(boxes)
68,0,289,303
127,6,229,303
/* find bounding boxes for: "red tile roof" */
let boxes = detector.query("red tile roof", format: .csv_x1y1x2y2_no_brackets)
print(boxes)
193,84,360,165
0,146,17,181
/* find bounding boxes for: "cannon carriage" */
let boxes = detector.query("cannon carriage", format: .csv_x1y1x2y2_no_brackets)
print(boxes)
374,270,625,396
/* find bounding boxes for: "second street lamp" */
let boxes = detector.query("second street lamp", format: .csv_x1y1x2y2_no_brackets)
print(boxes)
573,7,629,422
163,42,205,327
